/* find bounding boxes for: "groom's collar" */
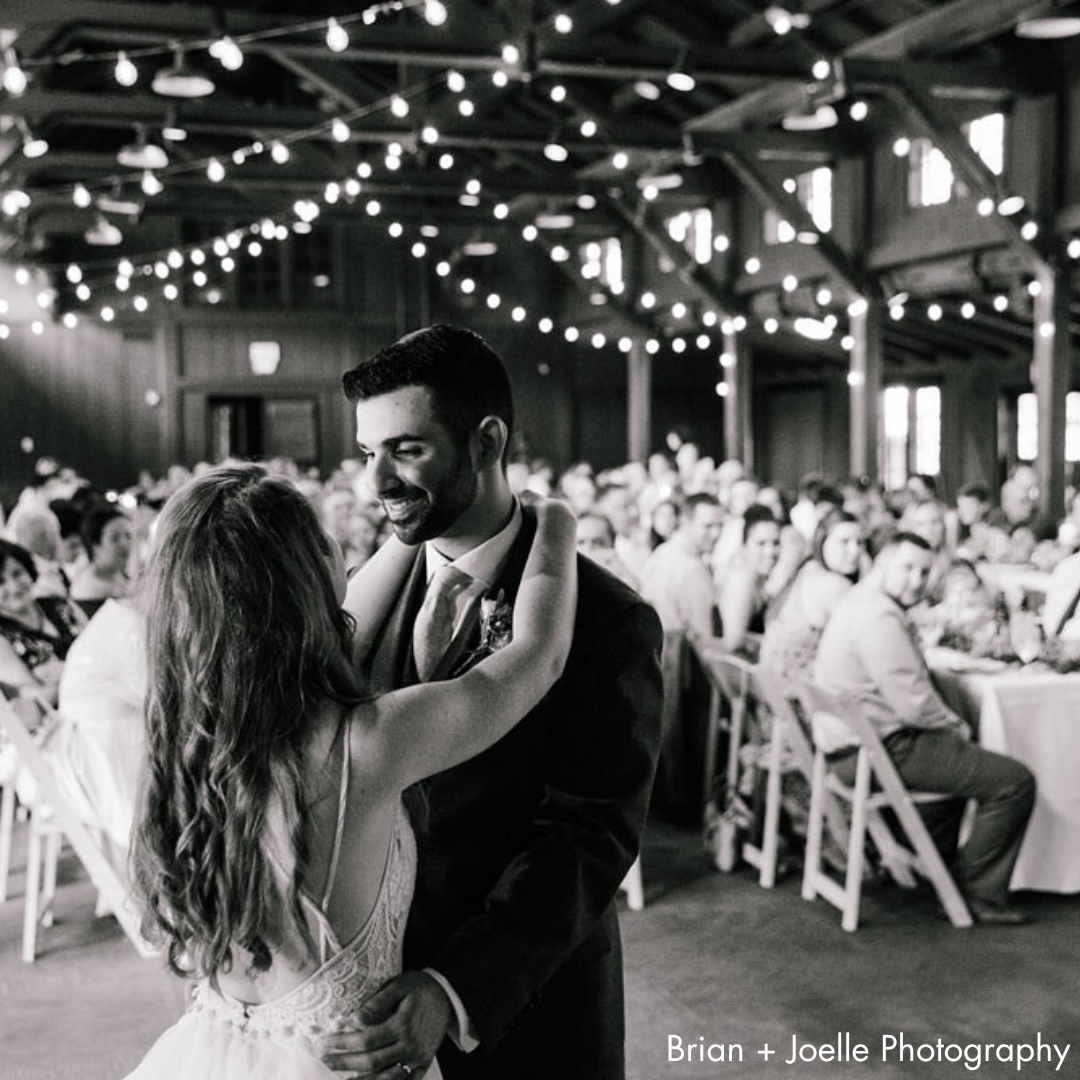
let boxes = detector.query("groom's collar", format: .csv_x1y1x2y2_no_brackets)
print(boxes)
423,498,523,588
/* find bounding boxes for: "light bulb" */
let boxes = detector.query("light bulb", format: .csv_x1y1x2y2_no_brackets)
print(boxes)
73,184,92,208
424,1,448,26
332,118,350,142
391,95,410,118
447,70,465,92
141,170,164,196
115,51,138,87
270,140,290,164
326,18,349,52
207,157,225,182
2,59,27,96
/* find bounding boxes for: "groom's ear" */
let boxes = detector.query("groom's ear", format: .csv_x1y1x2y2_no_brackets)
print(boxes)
475,415,509,468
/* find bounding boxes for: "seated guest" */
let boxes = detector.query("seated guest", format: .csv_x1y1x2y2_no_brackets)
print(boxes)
900,498,953,601
5,501,70,599
640,493,723,640
716,504,781,659
647,498,680,550
760,509,862,679
0,539,84,706
758,484,807,605
49,597,146,851
49,498,88,581
951,482,992,561
575,512,639,590
710,475,761,585
69,504,134,619
814,531,1036,924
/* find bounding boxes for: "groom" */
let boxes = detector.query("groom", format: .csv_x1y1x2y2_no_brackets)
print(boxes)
329,325,663,1079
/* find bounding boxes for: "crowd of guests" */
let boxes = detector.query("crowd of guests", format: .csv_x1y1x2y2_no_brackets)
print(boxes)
2,443,1075,924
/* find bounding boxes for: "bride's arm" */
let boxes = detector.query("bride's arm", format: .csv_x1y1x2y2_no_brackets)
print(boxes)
342,533,416,665
361,500,578,786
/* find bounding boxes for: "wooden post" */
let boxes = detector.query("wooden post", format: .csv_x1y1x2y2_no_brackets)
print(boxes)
848,301,883,479
722,324,752,468
627,338,652,464
1031,262,1069,527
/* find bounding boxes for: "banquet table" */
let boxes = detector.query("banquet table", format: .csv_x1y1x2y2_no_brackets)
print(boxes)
929,648,1080,894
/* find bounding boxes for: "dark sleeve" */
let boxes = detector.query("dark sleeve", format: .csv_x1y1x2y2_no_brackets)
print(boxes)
428,589,664,1045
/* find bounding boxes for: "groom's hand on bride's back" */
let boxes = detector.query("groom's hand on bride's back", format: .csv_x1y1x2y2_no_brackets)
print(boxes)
322,970,452,1076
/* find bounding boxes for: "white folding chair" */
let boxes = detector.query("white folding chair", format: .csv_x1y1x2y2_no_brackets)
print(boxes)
0,688,155,961
794,681,973,931
694,645,786,888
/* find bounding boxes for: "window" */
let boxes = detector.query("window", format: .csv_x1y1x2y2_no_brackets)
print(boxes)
764,167,832,243
665,208,712,264
580,237,623,291
1016,391,1080,462
909,139,954,207
907,112,1006,208
882,384,942,488
967,112,1005,176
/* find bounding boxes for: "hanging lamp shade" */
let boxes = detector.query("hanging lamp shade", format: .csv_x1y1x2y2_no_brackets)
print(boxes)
781,102,838,131
84,216,124,246
117,127,169,170
152,48,215,98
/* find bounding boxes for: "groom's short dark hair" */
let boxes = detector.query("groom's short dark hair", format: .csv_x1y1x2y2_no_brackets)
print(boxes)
342,324,514,453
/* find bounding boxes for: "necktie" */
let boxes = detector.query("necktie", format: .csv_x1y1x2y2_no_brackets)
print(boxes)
413,563,474,681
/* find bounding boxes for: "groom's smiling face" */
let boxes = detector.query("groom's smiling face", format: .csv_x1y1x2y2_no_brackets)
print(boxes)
354,384,478,545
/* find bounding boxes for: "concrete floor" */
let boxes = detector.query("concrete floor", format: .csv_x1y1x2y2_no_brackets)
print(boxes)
2,816,1078,1080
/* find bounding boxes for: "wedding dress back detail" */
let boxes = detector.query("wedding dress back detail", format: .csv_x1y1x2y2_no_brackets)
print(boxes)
124,729,418,1078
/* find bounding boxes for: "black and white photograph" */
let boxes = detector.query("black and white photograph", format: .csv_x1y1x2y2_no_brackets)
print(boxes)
2,2,1080,1078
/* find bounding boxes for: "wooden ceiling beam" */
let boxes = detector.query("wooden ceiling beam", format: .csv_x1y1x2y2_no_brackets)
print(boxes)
707,144,879,300
686,0,1045,133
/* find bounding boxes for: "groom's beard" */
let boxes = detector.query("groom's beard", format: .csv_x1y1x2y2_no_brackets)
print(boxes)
381,456,478,546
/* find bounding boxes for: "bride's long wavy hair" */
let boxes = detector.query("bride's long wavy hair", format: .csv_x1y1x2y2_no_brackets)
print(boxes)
132,464,366,979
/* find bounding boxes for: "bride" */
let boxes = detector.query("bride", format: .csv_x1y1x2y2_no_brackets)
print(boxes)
124,464,576,1079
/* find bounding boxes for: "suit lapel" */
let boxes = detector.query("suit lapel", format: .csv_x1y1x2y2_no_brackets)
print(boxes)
365,547,427,692
427,510,537,682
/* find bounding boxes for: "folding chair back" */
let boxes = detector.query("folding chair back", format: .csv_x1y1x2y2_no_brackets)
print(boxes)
692,643,791,887
793,680,972,931
0,688,154,960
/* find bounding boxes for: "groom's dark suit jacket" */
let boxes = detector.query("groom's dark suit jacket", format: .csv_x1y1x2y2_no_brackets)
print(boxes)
362,510,663,1080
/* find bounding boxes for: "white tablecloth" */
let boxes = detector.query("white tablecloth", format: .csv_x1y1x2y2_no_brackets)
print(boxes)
932,654,1080,893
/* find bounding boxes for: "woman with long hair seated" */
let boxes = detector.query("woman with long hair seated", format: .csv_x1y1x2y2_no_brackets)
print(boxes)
715,504,782,659
125,464,576,1080
760,508,864,679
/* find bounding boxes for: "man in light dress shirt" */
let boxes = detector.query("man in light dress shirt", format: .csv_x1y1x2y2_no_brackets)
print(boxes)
814,531,1036,924
639,493,724,640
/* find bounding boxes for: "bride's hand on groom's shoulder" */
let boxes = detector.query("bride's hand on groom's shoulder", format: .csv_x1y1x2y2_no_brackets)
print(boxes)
322,970,452,1077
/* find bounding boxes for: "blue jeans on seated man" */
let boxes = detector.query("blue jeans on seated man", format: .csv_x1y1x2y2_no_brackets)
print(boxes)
830,727,1036,907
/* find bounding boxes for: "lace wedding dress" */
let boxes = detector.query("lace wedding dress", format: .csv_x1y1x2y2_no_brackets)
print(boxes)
124,755,438,1078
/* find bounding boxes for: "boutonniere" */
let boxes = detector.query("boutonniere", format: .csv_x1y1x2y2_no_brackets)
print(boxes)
478,589,514,654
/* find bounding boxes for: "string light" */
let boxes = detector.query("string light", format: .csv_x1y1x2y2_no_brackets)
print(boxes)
2,51,27,96
209,36,244,70
114,51,138,86
326,18,350,52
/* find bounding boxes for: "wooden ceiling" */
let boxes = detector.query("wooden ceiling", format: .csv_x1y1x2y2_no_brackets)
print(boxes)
2,0,1080,367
